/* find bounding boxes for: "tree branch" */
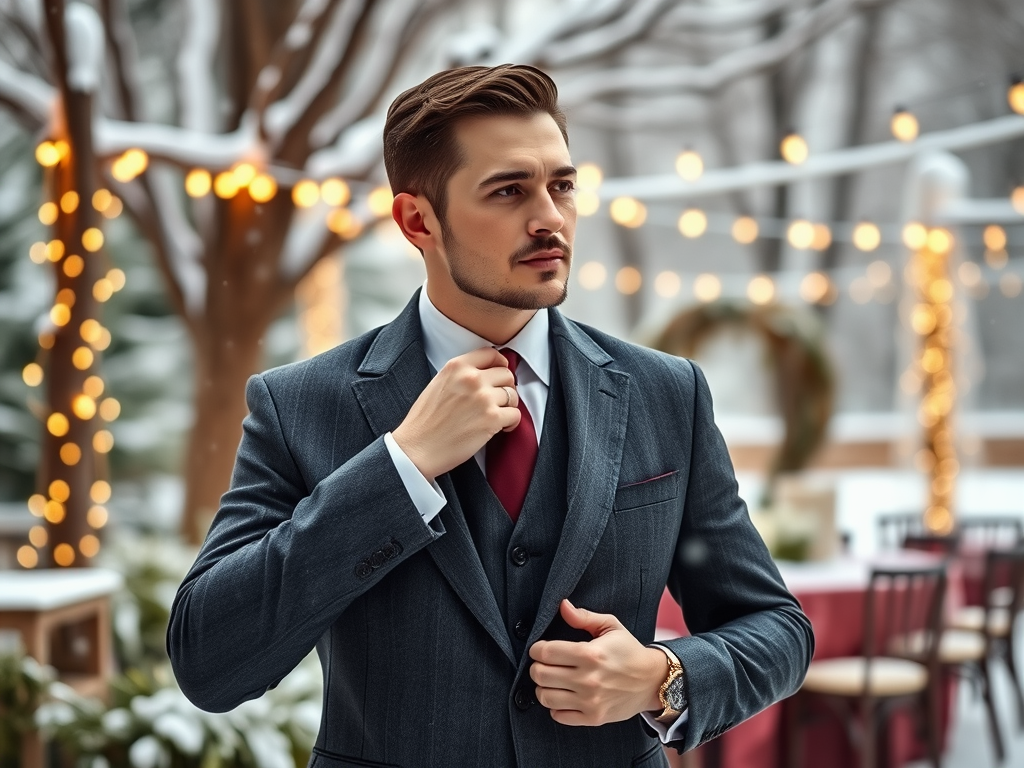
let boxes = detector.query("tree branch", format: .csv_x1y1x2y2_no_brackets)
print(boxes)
93,115,257,168
557,0,888,105
0,56,55,125
486,0,630,65
177,0,222,132
263,0,367,146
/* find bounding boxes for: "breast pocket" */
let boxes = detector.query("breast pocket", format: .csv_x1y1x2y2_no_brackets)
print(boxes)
613,471,679,513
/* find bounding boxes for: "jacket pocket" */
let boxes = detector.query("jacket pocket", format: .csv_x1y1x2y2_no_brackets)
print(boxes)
632,741,669,767
310,747,400,768
613,471,679,512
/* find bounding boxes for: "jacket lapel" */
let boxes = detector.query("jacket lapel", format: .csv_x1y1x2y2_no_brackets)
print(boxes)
351,291,515,665
524,310,631,652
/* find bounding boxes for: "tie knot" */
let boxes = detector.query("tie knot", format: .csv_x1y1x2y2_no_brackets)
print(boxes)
500,348,520,378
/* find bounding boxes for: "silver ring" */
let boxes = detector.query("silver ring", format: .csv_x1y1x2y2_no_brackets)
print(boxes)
502,386,512,407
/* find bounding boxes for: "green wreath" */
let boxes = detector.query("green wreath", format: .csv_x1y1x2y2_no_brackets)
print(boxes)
651,301,835,505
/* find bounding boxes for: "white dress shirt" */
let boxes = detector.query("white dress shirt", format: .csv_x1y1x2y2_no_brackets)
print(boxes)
381,285,686,742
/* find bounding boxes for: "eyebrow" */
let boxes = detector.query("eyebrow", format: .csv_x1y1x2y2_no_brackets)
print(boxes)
477,165,577,190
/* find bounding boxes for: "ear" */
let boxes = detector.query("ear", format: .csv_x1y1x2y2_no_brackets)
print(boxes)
392,192,438,254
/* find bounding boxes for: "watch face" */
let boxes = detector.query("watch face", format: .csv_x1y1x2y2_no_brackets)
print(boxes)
666,674,688,712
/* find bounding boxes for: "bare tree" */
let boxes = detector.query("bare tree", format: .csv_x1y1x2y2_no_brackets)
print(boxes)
0,0,889,546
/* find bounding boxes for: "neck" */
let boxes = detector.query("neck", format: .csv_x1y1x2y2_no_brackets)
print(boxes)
425,280,536,346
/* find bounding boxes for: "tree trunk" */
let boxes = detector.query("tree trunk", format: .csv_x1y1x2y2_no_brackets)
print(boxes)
181,324,266,544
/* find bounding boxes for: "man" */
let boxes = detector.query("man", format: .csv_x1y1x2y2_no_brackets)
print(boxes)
168,64,813,767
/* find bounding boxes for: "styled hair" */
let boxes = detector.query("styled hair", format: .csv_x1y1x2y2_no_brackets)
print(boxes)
383,64,568,230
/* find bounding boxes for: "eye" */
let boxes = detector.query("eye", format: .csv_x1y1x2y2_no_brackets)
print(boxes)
552,180,576,193
493,186,522,198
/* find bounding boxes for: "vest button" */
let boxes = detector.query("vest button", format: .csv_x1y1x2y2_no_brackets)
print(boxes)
514,687,533,711
510,547,529,566
514,621,529,640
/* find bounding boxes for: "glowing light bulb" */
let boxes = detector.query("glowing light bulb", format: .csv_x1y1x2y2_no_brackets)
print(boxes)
72,394,97,420
90,480,112,504
80,535,101,558
36,141,61,167
890,107,919,142
292,180,320,208
63,255,84,278
73,347,95,370
731,217,758,244
82,228,104,252
320,178,351,207
93,189,113,212
49,479,71,502
902,222,928,250
23,363,43,387
232,163,257,187
94,430,114,453
1013,186,1024,215
60,443,81,465
675,150,703,181
693,274,721,303
780,132,808,164
677,209,707,238
87,505,109,528
214,172,240,199
576,190,599,216
54,543,75,567
852,222,881,251
747,275,775,305
60,191,79,214
810,223,832,251
787,219,815,249
367,187,394,217
799,272,830,304
615,267,642,295
38,202,58,225
983,225,1007,251
577,261,606,290
17,546,38,569
576,163,603,190
654,271,682,298
609,197,646,228
326,209,362,239
185,169,213,198
1009,79,1024,115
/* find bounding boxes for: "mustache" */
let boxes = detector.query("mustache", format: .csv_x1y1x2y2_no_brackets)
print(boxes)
511,236,572,264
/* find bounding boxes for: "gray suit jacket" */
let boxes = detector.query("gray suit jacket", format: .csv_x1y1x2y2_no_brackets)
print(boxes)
168,291,813,768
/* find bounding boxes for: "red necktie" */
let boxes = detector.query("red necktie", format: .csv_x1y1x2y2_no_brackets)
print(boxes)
485,348,538,523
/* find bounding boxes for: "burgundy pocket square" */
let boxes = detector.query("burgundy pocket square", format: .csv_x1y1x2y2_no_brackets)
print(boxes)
618,470,678,489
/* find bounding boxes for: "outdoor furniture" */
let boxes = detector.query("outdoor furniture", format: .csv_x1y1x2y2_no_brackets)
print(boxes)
0,568,123,768
785,563,947,768
877,513,924,551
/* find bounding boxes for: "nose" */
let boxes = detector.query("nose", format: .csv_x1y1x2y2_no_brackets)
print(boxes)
528,190,564,238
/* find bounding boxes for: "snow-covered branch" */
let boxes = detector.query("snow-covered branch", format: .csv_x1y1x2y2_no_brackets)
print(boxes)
308,0,425,149
94,115,257,168
0,56,54,125
305,113,383,179
263,0,367,145
597,114,1024,201
177,0,221,132
65,3,104,93
484,0,629,66
558,0,887,105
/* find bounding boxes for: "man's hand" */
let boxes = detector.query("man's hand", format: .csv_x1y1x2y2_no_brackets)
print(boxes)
391,347,521,480
528,599,667,726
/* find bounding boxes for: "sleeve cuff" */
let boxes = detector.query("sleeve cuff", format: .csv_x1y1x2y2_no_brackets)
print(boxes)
640,708,689,744
384,432,447,525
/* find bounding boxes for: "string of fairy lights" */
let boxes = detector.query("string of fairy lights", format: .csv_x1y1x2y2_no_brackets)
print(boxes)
15,80,1024,565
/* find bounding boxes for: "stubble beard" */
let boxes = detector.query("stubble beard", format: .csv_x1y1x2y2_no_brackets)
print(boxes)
443,230,571,311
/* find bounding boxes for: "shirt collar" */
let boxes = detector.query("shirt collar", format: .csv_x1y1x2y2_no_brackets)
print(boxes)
418,284,550,386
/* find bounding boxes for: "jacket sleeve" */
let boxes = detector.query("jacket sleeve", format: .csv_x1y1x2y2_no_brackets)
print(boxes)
657,360,814,753
167,373,444,712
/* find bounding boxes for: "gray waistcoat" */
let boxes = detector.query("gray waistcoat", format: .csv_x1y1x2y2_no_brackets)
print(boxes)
449,353,569,659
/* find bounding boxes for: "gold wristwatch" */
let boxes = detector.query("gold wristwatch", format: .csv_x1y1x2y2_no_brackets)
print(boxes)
650,644,687,723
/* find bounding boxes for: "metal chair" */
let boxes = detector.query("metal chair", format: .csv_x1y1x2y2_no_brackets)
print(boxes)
877,512,924,551
785,564,947,768
956,516,1024,550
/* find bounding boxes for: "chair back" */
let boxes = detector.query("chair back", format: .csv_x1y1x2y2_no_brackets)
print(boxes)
982,546,1024,627
864,564,947,667
958,515,1024,551
877,512,924,551
901,533,960,557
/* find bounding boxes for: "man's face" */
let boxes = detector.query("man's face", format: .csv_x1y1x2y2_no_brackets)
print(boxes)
434,112,576,311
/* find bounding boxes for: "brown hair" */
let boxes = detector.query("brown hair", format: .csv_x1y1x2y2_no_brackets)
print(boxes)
383,64,568,233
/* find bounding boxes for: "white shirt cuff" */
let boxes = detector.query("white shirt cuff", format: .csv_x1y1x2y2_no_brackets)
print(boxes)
383,432,446,525
640,708,689,743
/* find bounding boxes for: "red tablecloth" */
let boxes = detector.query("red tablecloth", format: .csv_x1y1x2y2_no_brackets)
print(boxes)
656,553,963,768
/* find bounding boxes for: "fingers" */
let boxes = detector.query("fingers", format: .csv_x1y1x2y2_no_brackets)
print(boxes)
559,599,623,638
462,346,510,370
529,639,596,667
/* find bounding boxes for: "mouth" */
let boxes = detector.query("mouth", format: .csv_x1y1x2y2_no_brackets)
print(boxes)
519,248,566,268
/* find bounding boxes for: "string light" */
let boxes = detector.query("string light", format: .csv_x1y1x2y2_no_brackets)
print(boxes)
99,398,121,421
890,107,919,142
80,535,101,558
367,187,395,217
576,190,600,216
44,500,65,523
1001,273,1023,297
63,255,85,278
72,394,97,420
22,363,43,387
799,272,830,303
93,189,113,212
985,248,1008,269
60,191,79,214
326,208,363,240
36,141,62,167
1009,77,1024,115
983,224,1006,251
111,149,148,182
292,180,320,208
107,268,127,292
83,376,105,398
94,279,114,302
46,240,65,262
232,163,257,188
102,196,123,219
214,172,240,199
87,505,108,528
72,347,95,370
609,197,646,228
693,273,722,302
866,260,892,287
50,304,72,327
853,222,882,251
17,547,38,569
38,202,58,225
576,163,603,190
731,216,758,244
902,222,928,250
27,495,45,517
927,227,953,255
90,480,112,504
60,443,82,465
810,223,832,251
577,261,607,290
675,150,704,181
82,228,104,252
49,479,70,502
29,242,47,263
654,271,682,298
677,209,707,238
320,178,351,207
787,219,815,249
747,275,775,305
1013,186,1024,215
93,430,114,453
54,543,75,567
615,266,642,294
958,261,982,288
28,526,47,548
186,169,213,198
780,131,808,164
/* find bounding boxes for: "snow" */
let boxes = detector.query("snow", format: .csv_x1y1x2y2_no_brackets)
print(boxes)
176,0,222,133
65,3,105,93
306,113,383,178
93,114,256,168
0,58,55,124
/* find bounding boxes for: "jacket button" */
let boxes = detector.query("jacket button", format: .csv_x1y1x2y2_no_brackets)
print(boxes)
354,562,373,579
382,542,399,559
514,687,533,710
369,550,385,568
510,547,529,566
514,621,529,640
